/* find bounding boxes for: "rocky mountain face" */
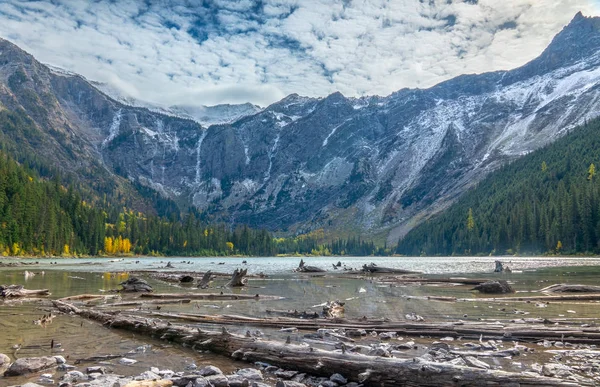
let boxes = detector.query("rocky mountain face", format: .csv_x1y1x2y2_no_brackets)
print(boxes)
1,13,600,243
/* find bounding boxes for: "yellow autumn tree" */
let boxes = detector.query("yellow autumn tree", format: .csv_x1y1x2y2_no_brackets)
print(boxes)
226,242,234,251
588,163,596,181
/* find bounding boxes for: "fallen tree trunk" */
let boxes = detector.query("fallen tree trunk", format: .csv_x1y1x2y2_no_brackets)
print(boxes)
378,277,488,285
362,263,420,275
52,300,583,386
0,285,50,298
139,293,282,301
541,284,600,293
461,293,600,302
139,311,600,344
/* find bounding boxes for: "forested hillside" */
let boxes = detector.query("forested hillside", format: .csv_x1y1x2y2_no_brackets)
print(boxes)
397,117,600,256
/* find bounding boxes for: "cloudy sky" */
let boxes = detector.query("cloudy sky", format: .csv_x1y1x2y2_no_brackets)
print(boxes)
0,0,598,107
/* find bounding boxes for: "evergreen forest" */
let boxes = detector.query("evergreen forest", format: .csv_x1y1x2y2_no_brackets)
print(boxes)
397,117,600,256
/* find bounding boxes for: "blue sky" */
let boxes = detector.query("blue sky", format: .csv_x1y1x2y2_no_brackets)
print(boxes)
0,0,598,107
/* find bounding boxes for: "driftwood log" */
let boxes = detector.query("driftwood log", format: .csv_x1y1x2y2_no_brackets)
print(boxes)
472,280,514,294
361,263,420,275
139,292,282,301
198,271,213,289
0,285,50,298
120,277,153,292
52,300,583,386
541,284,600,293
296,259,326,273
226,268,248,287
140,311,600,344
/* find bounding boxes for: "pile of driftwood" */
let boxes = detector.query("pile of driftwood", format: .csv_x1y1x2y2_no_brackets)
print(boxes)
52,299,584,386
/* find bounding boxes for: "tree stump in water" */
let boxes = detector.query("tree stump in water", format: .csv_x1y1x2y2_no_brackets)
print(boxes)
120,277,153,292
472,280,514,294
226,269,248,287
197,271,213,289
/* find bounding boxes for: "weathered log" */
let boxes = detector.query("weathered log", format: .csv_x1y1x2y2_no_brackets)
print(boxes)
197,271,213,289
52,300,585,386
472,280,514,294
139,293,282,301
120,277,153,292
462,294,600,302
0,284,50,298
266,309,321,319
362,263,420,275
541,284,600,293
378,277,488,285
226,268,248,287
296,259,326,273
96,299,192,308
139,312,600,344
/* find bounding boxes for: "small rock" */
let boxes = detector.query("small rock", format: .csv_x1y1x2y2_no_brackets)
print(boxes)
0,353,10,374
61,370,86,383
275,381,307,387
4,356,57,376
86,366,108,374
320,381,338,387
330,373,347,384
198,365,223,376
274,369,298,379
57,364,76,371
53,356,66,364
227,374,250,387
204,374,229,387
119,358,138,366
123,381,173,387
235,368,263,381
137,371,161,380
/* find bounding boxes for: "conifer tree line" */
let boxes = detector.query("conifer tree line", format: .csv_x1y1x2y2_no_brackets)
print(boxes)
397,117,600,256
0,150,388,257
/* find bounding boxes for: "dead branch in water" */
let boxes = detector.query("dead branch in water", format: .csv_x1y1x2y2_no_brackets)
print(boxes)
0,284,50,298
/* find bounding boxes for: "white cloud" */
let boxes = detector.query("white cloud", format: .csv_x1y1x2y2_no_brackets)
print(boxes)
0,0,598,107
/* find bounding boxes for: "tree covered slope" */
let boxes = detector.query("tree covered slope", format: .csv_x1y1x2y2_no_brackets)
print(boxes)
397,117,600,256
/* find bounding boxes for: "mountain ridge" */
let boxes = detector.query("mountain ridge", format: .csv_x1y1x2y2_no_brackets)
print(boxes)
0,12,599,243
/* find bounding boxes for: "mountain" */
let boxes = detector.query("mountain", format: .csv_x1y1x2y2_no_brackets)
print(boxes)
1,13,600,243
90,80,262,127
396,116,600,256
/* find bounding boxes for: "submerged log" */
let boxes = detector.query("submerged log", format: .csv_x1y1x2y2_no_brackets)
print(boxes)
0,284,50,298
120,277,153,292
197,271,213,289
52,300,584,386
266,309,321,319
472,280,514,294
541,284,600,293
296,259,326,273
226,268,248,287
179,275,194,283
362,263,420,275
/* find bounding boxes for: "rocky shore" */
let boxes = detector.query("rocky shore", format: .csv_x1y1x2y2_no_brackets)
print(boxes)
1,354,359,387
